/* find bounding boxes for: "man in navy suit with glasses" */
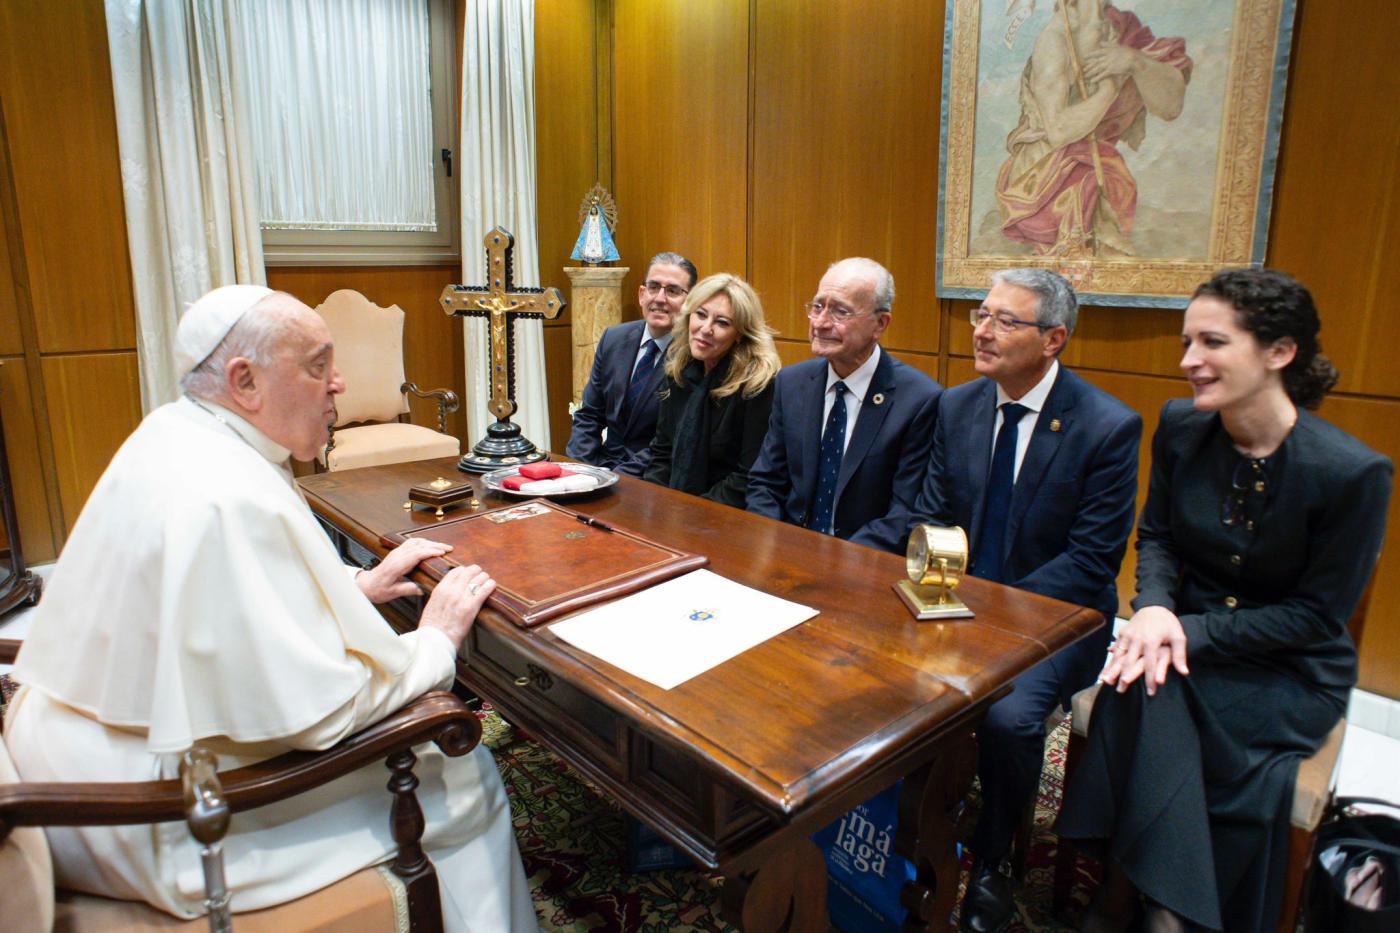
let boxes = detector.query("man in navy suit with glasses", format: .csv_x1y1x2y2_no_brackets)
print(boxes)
905,268,1141,933
747,257,942,550
567,251,696,476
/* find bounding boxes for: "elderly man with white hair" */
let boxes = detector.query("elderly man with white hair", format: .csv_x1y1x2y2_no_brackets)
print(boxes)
6,286,537,931
746,257,943,551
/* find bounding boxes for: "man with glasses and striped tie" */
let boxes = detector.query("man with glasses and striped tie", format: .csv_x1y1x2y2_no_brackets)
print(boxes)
904,268,1141,933
747,257,941,550
567,251,697,475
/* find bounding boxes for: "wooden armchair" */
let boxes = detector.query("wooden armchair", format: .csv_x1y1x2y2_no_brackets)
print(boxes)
0,647,479,933
313,289,461,472
1048,579,1375,931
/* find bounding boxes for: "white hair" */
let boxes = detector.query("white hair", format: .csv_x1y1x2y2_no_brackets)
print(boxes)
179,295,302,401
828,257,896,311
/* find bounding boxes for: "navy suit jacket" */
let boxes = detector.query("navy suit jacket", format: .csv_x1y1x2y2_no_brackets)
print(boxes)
747,349,942,551
901,366,1141,622
565,320,668,476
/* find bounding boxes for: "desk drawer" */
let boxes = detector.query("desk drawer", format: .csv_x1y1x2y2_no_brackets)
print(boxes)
469,624,624,777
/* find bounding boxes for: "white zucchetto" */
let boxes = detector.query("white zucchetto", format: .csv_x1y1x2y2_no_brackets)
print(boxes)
174,284,275,378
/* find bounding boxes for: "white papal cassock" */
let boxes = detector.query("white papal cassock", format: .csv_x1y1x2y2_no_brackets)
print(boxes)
6,397,537,932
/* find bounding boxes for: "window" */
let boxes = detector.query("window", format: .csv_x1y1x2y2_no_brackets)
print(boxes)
234,0,458,264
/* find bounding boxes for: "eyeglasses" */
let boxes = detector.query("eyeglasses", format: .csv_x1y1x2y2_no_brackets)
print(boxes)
643,281,689,300
970,307,1048,335
805,300,873,324
1220,457,1266,528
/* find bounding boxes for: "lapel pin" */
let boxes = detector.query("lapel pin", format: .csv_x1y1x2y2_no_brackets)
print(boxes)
871,393,886,406
1050,418,1062,432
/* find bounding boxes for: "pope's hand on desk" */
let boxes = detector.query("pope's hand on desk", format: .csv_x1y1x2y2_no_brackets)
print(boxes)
356,537,454,603
419,565,496,650
1101,605,1188,696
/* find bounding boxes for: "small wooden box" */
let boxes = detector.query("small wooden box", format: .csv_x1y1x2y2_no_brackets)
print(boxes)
407,476,477,516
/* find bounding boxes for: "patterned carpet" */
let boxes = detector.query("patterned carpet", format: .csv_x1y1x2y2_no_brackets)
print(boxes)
481,706,1092,932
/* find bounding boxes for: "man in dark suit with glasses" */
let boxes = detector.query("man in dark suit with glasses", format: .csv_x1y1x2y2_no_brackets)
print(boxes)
567,251,697,475
747,257,941,550
895,267,1141,933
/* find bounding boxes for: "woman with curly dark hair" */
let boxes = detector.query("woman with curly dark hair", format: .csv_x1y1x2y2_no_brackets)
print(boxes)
1057,268,1393,932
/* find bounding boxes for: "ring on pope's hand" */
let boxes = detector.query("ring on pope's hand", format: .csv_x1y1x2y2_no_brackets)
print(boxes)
469,583,479,595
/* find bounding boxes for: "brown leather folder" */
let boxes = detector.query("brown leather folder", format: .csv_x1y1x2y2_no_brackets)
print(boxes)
381,498,708,628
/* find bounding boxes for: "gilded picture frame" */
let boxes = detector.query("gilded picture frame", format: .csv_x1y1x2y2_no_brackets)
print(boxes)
936,0,1298,307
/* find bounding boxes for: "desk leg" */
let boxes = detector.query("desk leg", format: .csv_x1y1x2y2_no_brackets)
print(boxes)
720,835,827,932
895,723,978,932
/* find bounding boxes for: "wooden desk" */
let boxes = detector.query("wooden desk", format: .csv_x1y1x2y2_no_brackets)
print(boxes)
301,458,1101,931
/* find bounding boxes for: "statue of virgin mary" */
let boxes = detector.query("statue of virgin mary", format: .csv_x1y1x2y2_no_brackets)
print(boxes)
570,185,620,264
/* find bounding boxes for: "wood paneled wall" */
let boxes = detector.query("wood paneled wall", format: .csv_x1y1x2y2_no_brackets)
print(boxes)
535,0,603,449
0,0,141,559
535,0,1400,697
613,0,750,292
752,0,945,380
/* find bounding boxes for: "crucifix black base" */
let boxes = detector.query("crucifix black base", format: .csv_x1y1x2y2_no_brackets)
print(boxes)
456,419,550,473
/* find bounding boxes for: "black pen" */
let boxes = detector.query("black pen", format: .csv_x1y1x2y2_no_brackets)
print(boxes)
575,513,615,533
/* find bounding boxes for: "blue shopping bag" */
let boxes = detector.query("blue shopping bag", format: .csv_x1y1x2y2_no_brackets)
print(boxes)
812,779,919,933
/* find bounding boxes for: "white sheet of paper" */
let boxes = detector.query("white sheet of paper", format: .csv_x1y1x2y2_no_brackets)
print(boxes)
548,569,818,690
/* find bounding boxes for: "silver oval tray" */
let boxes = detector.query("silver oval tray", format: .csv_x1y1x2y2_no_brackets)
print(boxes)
481,462,619,498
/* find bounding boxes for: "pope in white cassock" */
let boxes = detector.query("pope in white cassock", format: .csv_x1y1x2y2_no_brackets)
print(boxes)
5,286,538,931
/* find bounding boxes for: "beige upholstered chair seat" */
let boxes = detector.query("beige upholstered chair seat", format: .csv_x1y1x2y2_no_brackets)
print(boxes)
1068,682,1344,831
53,867,406,933
321,422,460,472
0,736,54,933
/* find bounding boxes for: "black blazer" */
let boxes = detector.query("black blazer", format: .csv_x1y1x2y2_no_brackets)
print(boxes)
565,320,668,476
1135,399,1393,696
747,349,942,550
644,359,776,509
897,366,1141,621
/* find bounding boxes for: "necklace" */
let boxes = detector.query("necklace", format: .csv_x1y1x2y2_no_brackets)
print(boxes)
186,394,248,445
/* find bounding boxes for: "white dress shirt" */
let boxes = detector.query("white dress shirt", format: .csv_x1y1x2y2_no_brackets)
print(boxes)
992,359,1059,482
633,329,674,371
822,344,882,456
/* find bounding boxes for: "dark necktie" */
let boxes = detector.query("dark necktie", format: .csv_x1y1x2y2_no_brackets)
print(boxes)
809,382,848,535
622,339,660,419
970,402,1029,583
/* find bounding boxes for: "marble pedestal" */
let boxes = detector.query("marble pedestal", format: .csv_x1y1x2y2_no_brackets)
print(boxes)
563,265,630,409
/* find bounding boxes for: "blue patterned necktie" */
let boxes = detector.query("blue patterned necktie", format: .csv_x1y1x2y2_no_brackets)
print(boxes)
970,402,1029,583
809,382,848,535
623,339,660,419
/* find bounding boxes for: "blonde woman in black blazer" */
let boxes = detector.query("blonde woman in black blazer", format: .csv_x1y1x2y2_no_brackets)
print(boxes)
645,274,781,509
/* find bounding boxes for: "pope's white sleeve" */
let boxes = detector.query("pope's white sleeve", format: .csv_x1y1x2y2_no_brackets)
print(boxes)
281,626,458,751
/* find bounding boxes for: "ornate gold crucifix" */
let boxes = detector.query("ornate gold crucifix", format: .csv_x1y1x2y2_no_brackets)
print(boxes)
441,227,566,472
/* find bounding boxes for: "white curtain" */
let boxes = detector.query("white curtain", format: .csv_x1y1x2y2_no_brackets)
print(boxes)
460,0,550,449
105,0,266,412
234,0,436,231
